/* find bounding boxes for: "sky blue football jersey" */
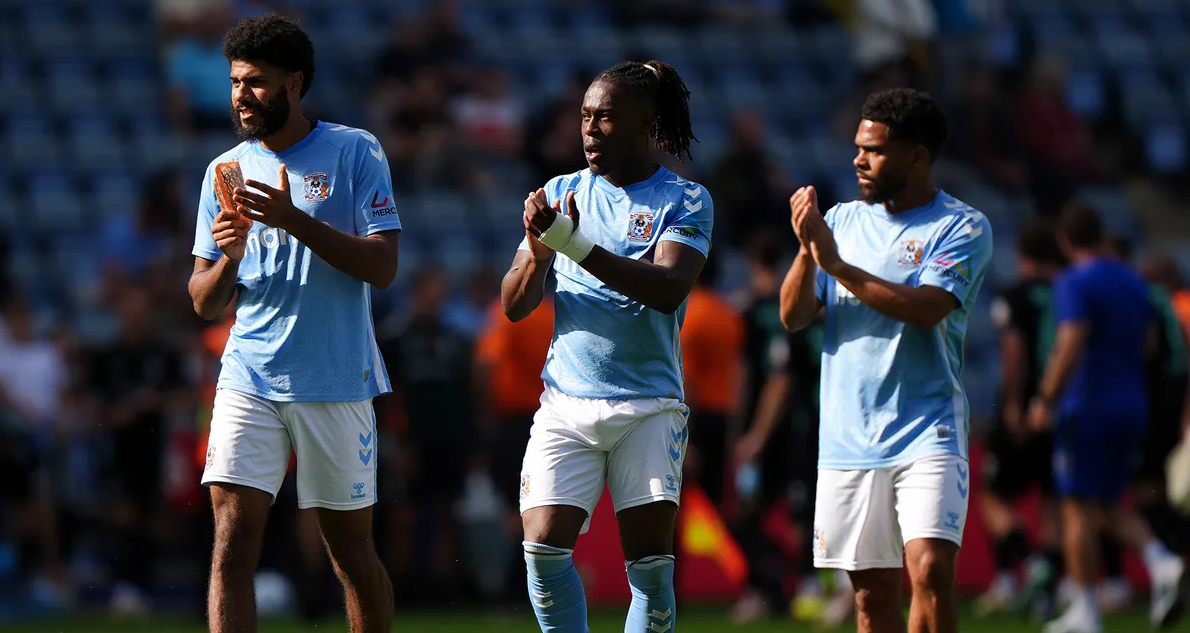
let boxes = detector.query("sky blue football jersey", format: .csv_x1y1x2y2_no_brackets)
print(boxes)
192,121,402,402
518,167,714,400
814,191,993,470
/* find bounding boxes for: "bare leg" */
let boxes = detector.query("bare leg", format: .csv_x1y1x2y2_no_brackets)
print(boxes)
208,484,272,633
317,506,393,633
905,538,959,633
849,568,906,633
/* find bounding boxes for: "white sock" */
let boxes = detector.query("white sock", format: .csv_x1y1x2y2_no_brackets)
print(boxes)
1073,584,1100,619
1143,540,1173,570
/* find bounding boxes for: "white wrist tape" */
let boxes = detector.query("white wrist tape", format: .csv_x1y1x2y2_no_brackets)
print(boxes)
538,213,595,262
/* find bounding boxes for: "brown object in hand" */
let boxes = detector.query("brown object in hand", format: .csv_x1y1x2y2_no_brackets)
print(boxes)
214,161,248,220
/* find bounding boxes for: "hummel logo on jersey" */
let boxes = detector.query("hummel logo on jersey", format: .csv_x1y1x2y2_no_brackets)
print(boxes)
330,125,386,162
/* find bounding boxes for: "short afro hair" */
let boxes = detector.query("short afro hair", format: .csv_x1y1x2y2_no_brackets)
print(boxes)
1057,201,1105,250
860,88,949,163
223,13,315,98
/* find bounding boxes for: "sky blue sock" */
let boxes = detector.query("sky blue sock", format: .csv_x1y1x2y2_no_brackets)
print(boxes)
624,555,676,633
524,541,588,633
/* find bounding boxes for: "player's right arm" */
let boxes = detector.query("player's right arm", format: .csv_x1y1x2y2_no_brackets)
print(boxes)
502,192,556,321
779,188,825,331
189,165,248,320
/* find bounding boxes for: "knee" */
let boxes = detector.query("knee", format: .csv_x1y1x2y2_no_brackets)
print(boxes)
522,506,585,550
907,547,956,596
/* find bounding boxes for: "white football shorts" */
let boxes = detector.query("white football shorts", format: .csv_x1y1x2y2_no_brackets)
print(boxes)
202,389,378,510
813,453,970,571
519,385,690,534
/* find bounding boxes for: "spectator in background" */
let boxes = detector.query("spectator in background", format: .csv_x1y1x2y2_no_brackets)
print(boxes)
524,71,591,186
87,285,189,615
1143,254,1190,345
101,169,185,284
163,3,236,134
711,111,789,248
1015,57,1104,216
948,61,1028,193
380,69,476,192
0,293,69,610
474,278,554,603
374,18,433,87
443,266,500,339
679,254,744,509
422,0,472,74
379,268,475,601
452,66,524,159
851,0,937,86
731,233,823,625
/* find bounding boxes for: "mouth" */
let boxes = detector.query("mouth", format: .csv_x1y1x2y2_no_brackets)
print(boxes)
584,146,602,161
238,106,260,122
857,173,873,185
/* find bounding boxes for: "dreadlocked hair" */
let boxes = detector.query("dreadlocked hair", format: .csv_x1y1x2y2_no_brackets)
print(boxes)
596,60,697,162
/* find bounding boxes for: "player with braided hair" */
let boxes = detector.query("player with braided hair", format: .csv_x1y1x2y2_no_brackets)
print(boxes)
502,60,712,632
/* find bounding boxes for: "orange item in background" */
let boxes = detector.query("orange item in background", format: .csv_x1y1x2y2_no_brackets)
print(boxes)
680,287,744,413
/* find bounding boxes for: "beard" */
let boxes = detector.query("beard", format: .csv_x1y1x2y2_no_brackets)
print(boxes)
229,96,290,141
860,171,909,205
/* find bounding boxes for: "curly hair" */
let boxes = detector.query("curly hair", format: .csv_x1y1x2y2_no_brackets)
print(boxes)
1058,201,1105,250
222,13,315,98
860,88,949,163
596,60,698,162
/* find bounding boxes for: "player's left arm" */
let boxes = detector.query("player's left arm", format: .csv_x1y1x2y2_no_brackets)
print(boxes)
819,210,993,329
233,140,401,289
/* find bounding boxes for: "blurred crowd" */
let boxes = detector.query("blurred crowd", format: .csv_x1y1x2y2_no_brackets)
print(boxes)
1,0,1187,623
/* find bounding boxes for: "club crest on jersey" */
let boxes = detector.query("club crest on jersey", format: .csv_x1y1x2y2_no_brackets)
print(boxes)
303,172,329,202
627,211,655,242
897,238,925,268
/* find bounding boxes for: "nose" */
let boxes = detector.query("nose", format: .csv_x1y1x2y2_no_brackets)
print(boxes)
232,83,252,104
582,116,598,138
853,150,867,170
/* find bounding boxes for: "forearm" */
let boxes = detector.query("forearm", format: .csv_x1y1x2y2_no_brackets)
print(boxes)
189,257,241,320
749,374,792,443
831,262,945,329
286,215,398,289
779,252,821,331
577,246,690,314
1037,341,1081,404
501,255,552,322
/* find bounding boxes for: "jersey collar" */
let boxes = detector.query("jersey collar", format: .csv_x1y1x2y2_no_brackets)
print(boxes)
251,120,325,159
592,165,670,194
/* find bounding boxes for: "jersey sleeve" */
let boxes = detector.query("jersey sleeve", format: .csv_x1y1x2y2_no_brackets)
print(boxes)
1054,275,1088,323
919,211,993,306
351,132,401,237
192,163,222,261
658,183,713,256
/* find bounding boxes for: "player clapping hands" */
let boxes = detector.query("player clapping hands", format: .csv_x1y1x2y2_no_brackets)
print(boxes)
789,185,841,274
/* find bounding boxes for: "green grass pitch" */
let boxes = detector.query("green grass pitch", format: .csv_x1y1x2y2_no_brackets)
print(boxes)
0,607,1161,632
